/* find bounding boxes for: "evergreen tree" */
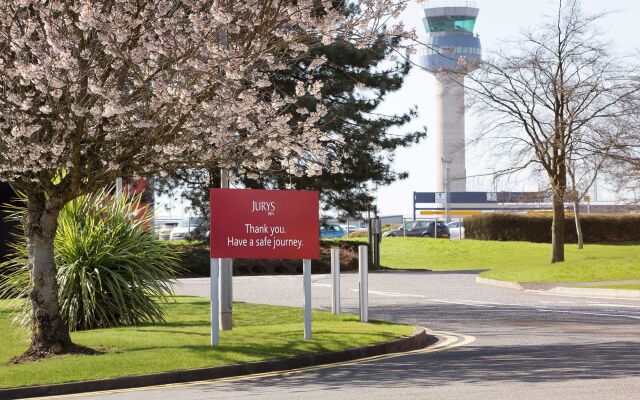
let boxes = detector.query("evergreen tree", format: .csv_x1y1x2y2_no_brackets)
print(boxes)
159,35,424,222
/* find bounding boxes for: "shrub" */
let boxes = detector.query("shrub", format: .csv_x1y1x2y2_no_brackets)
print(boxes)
346,224,397,238
0,189,179,331
465,213,640,243
172,239,370,277
347,230,368,238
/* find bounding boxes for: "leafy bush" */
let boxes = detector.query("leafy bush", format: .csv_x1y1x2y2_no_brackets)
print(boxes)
465,213,640,243
382,224,401,233
347,230,368,238
0,189,179,331
347,224,398,238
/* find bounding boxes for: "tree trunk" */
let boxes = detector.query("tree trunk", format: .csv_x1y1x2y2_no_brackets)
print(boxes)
551,190,566,263
23,192,72,356
573,199,584,249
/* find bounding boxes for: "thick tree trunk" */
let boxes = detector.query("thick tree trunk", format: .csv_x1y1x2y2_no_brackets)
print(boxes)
23,193,72,356
551,190,566,263
573,199,584,249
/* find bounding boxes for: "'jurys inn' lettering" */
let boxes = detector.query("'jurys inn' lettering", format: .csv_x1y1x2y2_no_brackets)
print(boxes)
251,201,276,215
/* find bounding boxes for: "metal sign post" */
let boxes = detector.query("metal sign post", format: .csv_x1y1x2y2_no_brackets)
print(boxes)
115,177,123,197
209,189,320,344
219,169,233,331
373,218,381,268
331,247,340,314
210,258,220,346
303,259,312,340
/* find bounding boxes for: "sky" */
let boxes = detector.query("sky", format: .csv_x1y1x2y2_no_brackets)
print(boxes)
157,0,640,220
374,0,640,217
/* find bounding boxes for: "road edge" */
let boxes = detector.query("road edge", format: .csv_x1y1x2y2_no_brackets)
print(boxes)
475,276,524,291
547,286,640,299
476,276,640,300
0,327,435,400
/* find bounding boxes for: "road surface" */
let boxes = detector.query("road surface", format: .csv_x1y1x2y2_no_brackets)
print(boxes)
74,271,640,400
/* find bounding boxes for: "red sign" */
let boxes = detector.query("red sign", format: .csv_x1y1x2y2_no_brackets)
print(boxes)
210,189,320,260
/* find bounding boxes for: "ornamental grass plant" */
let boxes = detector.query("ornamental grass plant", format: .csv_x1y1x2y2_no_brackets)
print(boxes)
0,188,179,331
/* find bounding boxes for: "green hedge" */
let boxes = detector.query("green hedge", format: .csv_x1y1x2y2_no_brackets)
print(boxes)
464,213,640,243
173,239,371,277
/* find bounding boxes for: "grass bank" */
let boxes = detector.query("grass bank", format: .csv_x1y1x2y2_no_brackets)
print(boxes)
0,297,413,389
591,284,640,291
377,238,640,283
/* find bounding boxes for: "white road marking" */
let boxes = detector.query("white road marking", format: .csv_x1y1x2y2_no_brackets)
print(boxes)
538,300,576,304
525,289,640,302
369,290,426,298
587,303,640,309
428,299,495,308
347,289,425,298
461,300,527,307
537,309,640,320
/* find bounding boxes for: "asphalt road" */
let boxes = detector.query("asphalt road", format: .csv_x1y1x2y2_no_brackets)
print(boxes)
75,271,639,400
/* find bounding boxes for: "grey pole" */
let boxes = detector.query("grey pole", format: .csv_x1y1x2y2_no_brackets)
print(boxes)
413,192,416,221
303,259,312,340
358,245,368,322
116,177,123,197
443,159,451,223
434,215,438,239
210,258,220,346
219,169,233,330
330,247,341,314
374,218,381,268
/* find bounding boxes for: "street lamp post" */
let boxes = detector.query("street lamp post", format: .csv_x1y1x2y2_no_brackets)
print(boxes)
442,159,451,223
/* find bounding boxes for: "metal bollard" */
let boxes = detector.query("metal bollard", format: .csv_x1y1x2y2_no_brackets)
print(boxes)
331,247,341,314
358,245,368,322
210,258,220,346
303,259,312,340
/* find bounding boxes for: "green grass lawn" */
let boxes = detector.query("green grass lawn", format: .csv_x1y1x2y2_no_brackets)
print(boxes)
0,297,413,389
590,284,640,290
377,238,640,283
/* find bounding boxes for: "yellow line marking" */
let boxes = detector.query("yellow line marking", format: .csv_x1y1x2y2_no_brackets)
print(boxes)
419,210,481,216
39,329,475,399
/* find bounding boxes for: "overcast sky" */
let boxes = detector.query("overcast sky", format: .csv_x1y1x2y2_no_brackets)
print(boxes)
375,0,640,217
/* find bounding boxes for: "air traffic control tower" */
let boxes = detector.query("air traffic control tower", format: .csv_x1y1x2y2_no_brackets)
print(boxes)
419,0,481,192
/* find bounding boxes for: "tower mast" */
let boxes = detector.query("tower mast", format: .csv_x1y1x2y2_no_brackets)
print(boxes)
419,0,482,193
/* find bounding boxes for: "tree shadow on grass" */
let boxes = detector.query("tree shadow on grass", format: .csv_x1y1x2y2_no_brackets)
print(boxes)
132,329,209,337
141,320,210,329
590,242,640,247
119,328,400,361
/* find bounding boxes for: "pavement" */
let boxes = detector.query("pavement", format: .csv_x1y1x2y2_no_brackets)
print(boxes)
57,271,640,400
476,276,640,298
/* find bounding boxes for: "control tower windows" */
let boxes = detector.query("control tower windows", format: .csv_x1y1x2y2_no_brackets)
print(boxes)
425,16,476,33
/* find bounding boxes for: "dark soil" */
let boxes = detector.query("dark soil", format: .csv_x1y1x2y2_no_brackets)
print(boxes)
9,343,103,365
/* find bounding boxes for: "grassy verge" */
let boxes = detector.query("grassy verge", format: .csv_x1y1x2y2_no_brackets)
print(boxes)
590,284,640,291
0,297,413,389
376,238,640,283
